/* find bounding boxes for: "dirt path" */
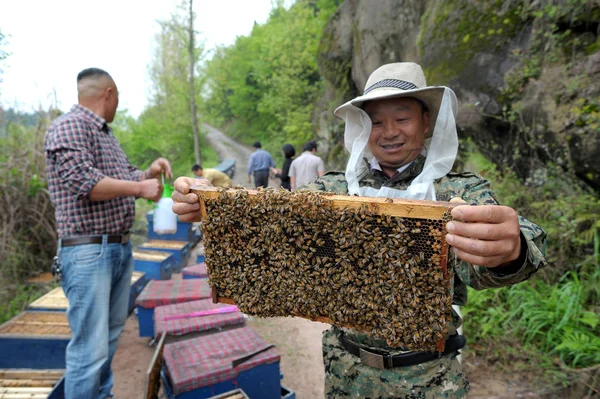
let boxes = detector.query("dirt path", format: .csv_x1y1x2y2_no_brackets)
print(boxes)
203,123,280,189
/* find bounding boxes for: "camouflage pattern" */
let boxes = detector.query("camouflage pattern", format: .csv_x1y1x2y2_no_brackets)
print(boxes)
303,155,548,398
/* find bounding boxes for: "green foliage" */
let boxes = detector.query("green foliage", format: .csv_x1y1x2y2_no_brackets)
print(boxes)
113,3,220,179
0,285,56,325
0,113,57,282
464,266,600,369
571,97,600,132
201,0,342,162
419,0,524,85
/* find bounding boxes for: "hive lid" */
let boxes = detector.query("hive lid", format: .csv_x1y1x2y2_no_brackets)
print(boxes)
154,299,244,337
139,240,188,250
133,249,172,261
164,326,279,395
182,263,208,278
136,279,212,309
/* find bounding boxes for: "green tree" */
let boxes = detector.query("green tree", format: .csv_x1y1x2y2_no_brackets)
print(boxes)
201,0,342,162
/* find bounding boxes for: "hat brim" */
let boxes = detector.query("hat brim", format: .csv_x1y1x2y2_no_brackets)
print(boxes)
335,86,447,138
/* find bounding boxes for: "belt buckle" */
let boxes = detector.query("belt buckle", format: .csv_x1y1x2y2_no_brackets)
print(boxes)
359,348,391,370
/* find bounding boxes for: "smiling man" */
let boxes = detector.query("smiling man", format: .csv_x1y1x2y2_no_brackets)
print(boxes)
170,62,547,398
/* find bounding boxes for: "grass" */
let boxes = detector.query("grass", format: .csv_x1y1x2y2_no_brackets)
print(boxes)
0,284,57,325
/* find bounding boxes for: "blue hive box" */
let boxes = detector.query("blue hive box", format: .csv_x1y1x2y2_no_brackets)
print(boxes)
133,249,175,281
161,326,282,399
147,212,195,242
28,271,147,316
0,311,69,369
137,240,191,273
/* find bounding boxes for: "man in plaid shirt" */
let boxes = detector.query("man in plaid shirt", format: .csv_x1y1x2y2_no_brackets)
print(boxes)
45,68,172,399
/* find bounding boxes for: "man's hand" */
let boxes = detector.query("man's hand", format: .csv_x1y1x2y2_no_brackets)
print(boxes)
172,177,212,222
146,157,173,179
445,198,521,268
138,179,163,202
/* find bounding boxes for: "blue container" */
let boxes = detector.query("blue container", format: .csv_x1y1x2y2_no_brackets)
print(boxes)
138,240,191,273
137,306,155,337
147,212,194,242
196,254,205,264
161,363,281,399
128,271,148,315
214,159,236,178
133,250,175,281
0,311,70,369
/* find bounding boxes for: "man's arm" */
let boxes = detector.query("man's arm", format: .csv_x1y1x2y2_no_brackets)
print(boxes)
247,153,255,184
290,176,296,190
317,158,325,177
289,161,297,190
89,177,162,202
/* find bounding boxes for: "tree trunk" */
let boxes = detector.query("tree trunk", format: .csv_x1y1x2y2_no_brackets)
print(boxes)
188,0,201,165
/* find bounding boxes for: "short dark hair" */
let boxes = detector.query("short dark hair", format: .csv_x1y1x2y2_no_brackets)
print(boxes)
282,144,295,158
77,68,111,82
253,141,262,148
191,164,203,172
304,141,317,152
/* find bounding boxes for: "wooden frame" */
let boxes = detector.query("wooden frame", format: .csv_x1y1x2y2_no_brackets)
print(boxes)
194,186,455,352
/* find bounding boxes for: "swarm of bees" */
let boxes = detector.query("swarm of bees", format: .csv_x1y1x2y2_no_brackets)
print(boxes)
201,187,453,351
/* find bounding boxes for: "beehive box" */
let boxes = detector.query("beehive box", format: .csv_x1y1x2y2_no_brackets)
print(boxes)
147,211,195,242
134,249,175,281
0,312,70,369
161,326,281,399
28,272,147,315
0,369,65,399
135,279,212,337
138,240,192,273
154,299,245,341
194,186,455,352
182,263,208,280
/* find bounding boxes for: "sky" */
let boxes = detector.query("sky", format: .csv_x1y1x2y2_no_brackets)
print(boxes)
0,0,279,117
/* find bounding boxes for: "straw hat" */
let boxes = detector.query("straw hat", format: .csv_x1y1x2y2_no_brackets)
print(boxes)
334,62,450,138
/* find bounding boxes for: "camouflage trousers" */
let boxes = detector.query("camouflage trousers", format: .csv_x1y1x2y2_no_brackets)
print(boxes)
323,327,470,398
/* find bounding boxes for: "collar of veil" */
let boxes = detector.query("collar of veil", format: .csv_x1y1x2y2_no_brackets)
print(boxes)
334,87,459,201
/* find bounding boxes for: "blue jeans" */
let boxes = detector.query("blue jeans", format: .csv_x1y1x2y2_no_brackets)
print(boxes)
59,237,133,399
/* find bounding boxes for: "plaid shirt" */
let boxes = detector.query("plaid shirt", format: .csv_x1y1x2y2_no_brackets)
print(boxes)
45,105,145,237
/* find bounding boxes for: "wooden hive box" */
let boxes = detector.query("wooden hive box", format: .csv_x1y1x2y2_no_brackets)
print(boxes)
193,186,455,352
28,272,147,315
0,312,70,369
137,241,192,273
161,326,281,399
135,279,212,338
134,249,176,281
0,369,65,399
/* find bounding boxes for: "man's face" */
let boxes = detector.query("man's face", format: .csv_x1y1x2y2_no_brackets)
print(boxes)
364,97,430,173
193,169,203,177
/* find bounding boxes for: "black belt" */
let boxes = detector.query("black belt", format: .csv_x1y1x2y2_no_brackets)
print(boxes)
61,233,130,247
340,333,466,369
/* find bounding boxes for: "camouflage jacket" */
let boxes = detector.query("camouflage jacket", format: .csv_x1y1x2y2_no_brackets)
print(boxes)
303,155,548,351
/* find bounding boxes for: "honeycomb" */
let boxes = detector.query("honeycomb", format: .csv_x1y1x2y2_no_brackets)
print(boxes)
196,187,454,351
